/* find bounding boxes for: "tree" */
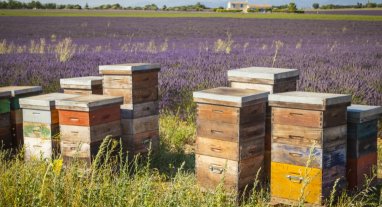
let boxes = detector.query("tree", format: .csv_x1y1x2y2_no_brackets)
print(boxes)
288,2,297,12
85,2,89,9
312,3,319,9
162,5,167,10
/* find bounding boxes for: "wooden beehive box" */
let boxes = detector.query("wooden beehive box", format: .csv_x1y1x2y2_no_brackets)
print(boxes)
55,95,123,164
0,90,12,148
99,63,160,105
268,91,351,205
193,87,269,192
19,93,80,160
346,104,382,189
0,86,43,148
60,76,103,95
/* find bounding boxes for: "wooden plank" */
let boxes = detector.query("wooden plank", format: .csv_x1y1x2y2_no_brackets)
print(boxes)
265,116,271,151
60,120,121,143
227,67,299,84
264,150,271,179
99,63,160,75
240,102,266,124
230,81,297,94
103,88,132,104
23,122,59,139
24,137,59,161
61,140,102,165
121,115,159,135
0,127,12,148
55,95,123,112
347,152,377,189
323,106,347,127
121,101,159,119
196,154,263,192
11,123,23,147
197,104,240,124
63,89,99,95
103,75,132,89
59,105,120,126
272,124,347,148
60,76,103,89
0,99,10,114
272,107,323,128
22,109,59,124
0,113,10,128
132,71,158,89
347,120,378,140
271,162,322,205
10,109,22,124
347,135,377,158
124,130,159,154
195,136,263,161
132,87,158,104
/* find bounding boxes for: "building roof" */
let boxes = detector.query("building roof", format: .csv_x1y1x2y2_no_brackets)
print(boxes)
248,4,272,9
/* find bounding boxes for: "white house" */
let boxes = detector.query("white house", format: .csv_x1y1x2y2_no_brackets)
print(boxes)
227,1,272,12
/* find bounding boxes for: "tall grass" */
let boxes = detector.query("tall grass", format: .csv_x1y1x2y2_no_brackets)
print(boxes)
0,114,381,206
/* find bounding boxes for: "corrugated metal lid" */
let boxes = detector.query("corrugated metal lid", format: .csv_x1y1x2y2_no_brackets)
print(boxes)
0,86,42,97
99,63,160,75
55,94,123,111
193,87,269,107
60,76,103,86
228,67,299,80
19,93,80,109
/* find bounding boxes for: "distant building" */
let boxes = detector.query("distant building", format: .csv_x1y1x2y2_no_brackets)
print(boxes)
227,1,272,12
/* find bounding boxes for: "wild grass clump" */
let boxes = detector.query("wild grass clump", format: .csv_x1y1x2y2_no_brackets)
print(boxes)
55,37,77,62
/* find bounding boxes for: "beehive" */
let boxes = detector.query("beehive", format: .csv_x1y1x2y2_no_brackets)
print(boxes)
346,104,382,189
19,93,80,160
60,76,103,95
55,95,123,165
0,90,11,149
268,91,351,205
193,87,269,192
227,67,299,178
0,86,43,147
100,63,160,155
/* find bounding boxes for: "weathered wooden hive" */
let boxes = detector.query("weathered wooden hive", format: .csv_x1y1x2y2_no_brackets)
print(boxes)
0,90,12,149
227,67,299,178
55,95,123,165
60,76,103,95
268,91,351,205
99,63,160,155
346,104,382,189
193,87,269,192
19,93,80,160
0,86,43,147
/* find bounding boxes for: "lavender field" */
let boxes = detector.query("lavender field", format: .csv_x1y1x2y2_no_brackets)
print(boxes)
0,16,382,111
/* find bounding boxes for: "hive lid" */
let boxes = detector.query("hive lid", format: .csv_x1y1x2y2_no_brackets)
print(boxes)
99,63,160,75
55,94,123,111
227,67,299,84
19,93,80,110
193,87,269,107
269,91,351,110
60,76,103,89
0,90,11,99
0,86,42,97
347,104,382,123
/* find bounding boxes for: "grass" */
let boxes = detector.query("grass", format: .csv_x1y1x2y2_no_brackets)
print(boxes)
1,9,382,21
1,113,382,206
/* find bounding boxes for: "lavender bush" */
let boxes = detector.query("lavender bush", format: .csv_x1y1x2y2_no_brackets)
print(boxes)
0,17,381,112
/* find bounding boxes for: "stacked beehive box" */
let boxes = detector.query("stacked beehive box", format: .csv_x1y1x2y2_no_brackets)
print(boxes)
268,91,351,205
19,93,80,160
55,95,123,165
60,76,103,95
0,90,12,149
0,86,43,148
193,87,269,192
99,63,160,155
346,104,382,189
227,67,299,178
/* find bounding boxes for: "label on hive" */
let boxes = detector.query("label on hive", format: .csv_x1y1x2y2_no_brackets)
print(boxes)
196,119,265,143
121,115,159,135
230,81,297,94
347,119,378,140
121,101,159,119
124,130,159,154
59,105,120,126
347,152,377,189
0,113,10,128
271,141,346,169
23,122,59,139
272,107,347,128
22,109,58,124
0,99,10,114
271,162,345,205
195,136,263,161
347,135,377,159
10,109,23,124
61,140,102,165
60,120,121,143
196,154,263,192
24,137,59,160
272,124,347,148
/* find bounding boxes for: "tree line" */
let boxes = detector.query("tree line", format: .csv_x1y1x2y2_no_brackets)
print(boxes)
312,2,382,9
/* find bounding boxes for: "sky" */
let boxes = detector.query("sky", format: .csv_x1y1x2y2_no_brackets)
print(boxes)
16,0,380,9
